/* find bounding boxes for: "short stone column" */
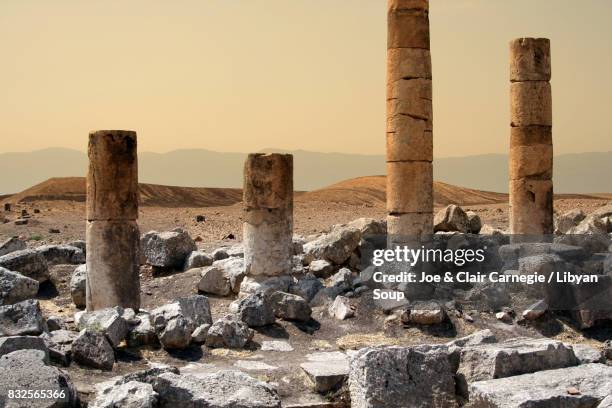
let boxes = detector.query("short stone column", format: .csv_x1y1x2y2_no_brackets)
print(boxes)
86,130,141,311
243,153,293,277
386,0,434,244
509,38,553,235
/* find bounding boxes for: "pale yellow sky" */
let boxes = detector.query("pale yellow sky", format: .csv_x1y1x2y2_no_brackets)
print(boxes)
1,0,611,157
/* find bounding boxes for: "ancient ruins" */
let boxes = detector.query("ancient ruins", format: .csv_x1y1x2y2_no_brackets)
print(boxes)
85,130,141,311
243,153,294,277
509,38,554,235
0,1,610,407
386,0,434,243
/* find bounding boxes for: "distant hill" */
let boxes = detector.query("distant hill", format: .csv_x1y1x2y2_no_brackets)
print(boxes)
0,147,610,194
8,177,242,208
5,176,606,209
301,176,508,207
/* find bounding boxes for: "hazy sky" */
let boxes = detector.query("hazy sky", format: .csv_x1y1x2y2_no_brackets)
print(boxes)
1,0,611,157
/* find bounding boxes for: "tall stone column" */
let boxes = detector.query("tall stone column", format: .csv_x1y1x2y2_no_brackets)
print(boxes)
86,130,141,311
386,0,433,245
243,153,293,277
509,38,553,236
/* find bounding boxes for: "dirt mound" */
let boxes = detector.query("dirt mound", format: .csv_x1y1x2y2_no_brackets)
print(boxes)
5,176,606,210
299,176,508,207
5,177,242,208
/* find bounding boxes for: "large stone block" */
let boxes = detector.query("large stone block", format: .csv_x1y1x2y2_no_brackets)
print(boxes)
510,125,552,147
87,130,138,221
349,345,457,408
469,363,611,408
509,178,553,235
386,161,433,213
510,82,552,127
86,220,141,311
387,48,431,83
243,153,293,211
456,338,577,396
509,144,553,180
387,8,430,49
510,37,551,82
387,78,433,121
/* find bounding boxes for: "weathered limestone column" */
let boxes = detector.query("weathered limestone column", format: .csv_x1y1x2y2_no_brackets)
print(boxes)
86,130,140,311
509,38,553,235
386,0,433,244
243,153,293,277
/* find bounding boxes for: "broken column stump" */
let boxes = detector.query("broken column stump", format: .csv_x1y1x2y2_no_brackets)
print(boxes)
243,153,293,277
86,130,140,311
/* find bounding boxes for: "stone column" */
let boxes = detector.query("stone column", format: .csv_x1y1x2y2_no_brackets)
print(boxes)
243,153,293,277
386,0,434,244
509,38,553,236
86,130,141,311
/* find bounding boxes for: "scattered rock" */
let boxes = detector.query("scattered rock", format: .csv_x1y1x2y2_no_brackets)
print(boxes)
0,237,26,257
303,226,361,265
211,248,229,261
289,274,323,302
195,215,206,222
434,204,469,233
151,370,281,407
197,266,231,296
401,301,446,325
0,267,39,306
234,291,275,327
184,250,213,270
212,257,246,293
141,229,197,269
0,249,49,282
72,329,115,370
127,313,157,348
446,329,497,348
0,349,78,407
301,352,349,393
555,209,586,234
328,296,354,320
90,380,158,408
495,310,513,324
261,340,293,352
191,324,210,343
328,267,353,292
205,315,253,349
0,299,47,336
270,291,312,322
150,295,212,349
75,307,129,347
35,244,85,265
308,259,334,278
46,315,65,331
70,264,87,308
571,344,604,364
40,329,78,366
521,299,548,320
14,218,28,225
466,211,483,234
0,335,49,361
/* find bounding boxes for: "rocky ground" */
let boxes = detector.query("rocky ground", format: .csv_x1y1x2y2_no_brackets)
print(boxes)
0,198,611,407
